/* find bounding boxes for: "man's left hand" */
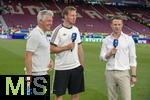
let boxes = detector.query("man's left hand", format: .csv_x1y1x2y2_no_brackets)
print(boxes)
131,76,137,87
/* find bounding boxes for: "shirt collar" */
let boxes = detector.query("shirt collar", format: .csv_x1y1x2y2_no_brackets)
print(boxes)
110,31,124,39
62,24,73,29
36,26,45,35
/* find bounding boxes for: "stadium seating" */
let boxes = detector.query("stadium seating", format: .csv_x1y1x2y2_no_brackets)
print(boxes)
1,0,150,35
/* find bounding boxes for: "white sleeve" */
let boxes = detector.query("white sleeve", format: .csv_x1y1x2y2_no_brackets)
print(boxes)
128,37,137,67
76,28,82,44
26,32,40,52
100,39,108,61
50,29,60,46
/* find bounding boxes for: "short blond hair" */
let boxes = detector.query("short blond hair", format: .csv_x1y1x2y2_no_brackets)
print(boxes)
62,6,77,18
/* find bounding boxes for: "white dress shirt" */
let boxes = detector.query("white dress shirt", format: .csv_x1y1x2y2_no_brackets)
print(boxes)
100,32,137,70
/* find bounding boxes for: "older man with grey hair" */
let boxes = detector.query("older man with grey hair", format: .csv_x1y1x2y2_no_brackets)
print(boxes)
25,10,54,75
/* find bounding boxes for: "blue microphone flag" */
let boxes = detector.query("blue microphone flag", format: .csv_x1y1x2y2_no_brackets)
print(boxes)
113,39,118,48
71,33,77,42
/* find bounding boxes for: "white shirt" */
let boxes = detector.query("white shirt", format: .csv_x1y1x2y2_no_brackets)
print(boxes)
51,24,81,70
100,32,137,70
26,26,50,72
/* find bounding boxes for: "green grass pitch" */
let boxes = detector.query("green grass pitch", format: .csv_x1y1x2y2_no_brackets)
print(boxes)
0,39,150,100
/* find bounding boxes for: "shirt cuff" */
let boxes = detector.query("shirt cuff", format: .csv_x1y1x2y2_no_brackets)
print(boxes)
100,55,108,62
130,62,137,67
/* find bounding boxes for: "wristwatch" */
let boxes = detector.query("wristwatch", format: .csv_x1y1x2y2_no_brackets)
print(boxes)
131,75,136,78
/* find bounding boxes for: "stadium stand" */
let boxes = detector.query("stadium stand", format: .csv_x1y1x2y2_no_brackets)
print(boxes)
0,0,149,37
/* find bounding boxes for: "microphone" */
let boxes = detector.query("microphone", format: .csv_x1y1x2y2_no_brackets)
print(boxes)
113,39,118,48
113,39,118,57
71,33,77,52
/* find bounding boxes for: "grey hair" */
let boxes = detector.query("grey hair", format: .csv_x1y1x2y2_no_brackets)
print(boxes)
37,10,53,22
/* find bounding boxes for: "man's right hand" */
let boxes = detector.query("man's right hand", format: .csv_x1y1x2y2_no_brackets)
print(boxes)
50,43,75,53
110,48,117,56
65,43,75,50
25,51,32,75
106,48,117,59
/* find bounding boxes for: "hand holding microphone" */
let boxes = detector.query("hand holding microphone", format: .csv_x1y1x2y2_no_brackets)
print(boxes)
105,39,118,59
71,32,77,52
113,39,118,48
112,39,118,57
